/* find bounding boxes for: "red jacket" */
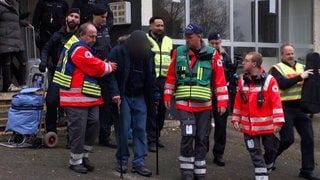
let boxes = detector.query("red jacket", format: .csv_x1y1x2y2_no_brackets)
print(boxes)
231,73,285,136
164,46,228,112
60,46,114,107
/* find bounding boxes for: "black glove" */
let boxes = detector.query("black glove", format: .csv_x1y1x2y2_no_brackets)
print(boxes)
39,61,46,72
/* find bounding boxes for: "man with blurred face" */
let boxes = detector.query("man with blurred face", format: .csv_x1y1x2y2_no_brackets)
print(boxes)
146,16,173,152
39,8,80,137
91,5,117,149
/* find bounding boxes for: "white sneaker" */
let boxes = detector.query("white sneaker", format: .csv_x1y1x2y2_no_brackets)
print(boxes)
8,84,22,92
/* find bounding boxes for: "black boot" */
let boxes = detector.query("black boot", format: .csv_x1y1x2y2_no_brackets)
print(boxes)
2,64,11,92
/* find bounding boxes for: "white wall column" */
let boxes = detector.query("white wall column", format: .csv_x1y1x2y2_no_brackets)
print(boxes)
141,0,153,27
314,0,320,52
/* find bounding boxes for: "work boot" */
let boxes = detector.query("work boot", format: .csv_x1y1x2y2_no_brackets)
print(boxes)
69,164,88,174
82,157,94,172
115,162,128,174
131,165,152,177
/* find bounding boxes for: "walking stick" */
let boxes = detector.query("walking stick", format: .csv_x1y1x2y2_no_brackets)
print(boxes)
155,104,159,175
118,106,123,179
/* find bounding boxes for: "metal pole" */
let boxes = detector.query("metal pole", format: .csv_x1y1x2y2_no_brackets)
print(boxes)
155,105,159,175
118,107,123,179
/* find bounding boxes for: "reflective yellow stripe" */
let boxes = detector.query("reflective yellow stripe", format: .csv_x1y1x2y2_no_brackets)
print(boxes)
146,34,173,77
272,62,304,101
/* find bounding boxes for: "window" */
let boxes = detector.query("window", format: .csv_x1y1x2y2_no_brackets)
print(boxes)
190,0,230,39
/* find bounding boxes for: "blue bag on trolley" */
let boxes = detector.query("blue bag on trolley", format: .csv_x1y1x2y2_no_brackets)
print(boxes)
5,88,44,135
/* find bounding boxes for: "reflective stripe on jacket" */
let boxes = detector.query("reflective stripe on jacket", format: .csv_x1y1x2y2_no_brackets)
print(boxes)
175,45,212,101
164,42,228,112
231,74,285,136
53,35,101,98
271,62,304,101
53,35,110,107
146,34,173,77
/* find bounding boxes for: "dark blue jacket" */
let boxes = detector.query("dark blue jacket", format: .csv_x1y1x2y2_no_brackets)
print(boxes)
107,42,160,101
40,27,74,70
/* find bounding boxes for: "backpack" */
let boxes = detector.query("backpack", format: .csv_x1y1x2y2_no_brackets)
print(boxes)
301,52,320,113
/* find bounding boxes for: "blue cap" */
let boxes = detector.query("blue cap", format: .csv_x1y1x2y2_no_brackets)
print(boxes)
184,23,203,34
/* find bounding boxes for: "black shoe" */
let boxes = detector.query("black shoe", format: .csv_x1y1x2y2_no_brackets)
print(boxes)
148,145,157,152
194,176,205,180
99,138,117,149
158,141,165,148
299,172,320,180
213,157,225,166
82,157,94,172
115,163,128,174
131,166,152,177
69,164,88,174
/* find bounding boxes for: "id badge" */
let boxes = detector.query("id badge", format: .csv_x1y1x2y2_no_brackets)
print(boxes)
181,119,196,136
247,139,254,149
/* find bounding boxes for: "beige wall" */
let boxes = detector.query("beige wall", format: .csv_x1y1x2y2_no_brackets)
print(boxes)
314,0,320,52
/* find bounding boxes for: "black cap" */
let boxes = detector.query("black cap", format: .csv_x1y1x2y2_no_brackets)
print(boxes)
208,32,221,40
92,5,107,16
184,23,203,35
66,8,80,17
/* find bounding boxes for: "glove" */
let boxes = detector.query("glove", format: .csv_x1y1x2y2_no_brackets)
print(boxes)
300,69,313,79
38,61,46,72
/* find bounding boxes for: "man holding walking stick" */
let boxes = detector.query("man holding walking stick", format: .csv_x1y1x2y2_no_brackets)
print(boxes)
107,30,160,177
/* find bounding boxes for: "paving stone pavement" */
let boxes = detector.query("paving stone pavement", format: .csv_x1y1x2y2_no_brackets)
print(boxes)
0,116,319,180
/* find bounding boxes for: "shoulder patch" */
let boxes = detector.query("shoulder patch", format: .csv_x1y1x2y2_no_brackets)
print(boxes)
217,59,223,67
85,51,93,58
272,85,279,92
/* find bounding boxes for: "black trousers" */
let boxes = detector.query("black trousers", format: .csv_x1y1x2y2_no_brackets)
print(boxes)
276,106,315,174
98,77,117,141
212,106,228,158
146,77,166,146
45,83,60,133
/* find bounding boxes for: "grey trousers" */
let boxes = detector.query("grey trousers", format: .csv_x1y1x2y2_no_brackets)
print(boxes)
64,106,99,165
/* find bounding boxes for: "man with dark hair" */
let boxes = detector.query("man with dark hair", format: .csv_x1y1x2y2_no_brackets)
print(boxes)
39,8,81,135
71,0,113,30
90,5,116,148
208,32,237,166
146,16,173,152
32,0,69,51
53,22,117,174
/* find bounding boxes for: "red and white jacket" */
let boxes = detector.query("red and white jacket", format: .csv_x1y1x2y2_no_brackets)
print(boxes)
164,47,228,112
59,46,114,107
231,73,285,135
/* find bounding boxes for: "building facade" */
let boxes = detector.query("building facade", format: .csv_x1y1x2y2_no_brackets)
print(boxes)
22,0,319,69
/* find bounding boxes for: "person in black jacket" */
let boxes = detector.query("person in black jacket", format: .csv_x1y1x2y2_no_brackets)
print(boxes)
208,32,238,167
71,0,113,31
107,30,160,177
90,5,116,148
32,0,69,51
39,8,80,134
0,0,30,92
